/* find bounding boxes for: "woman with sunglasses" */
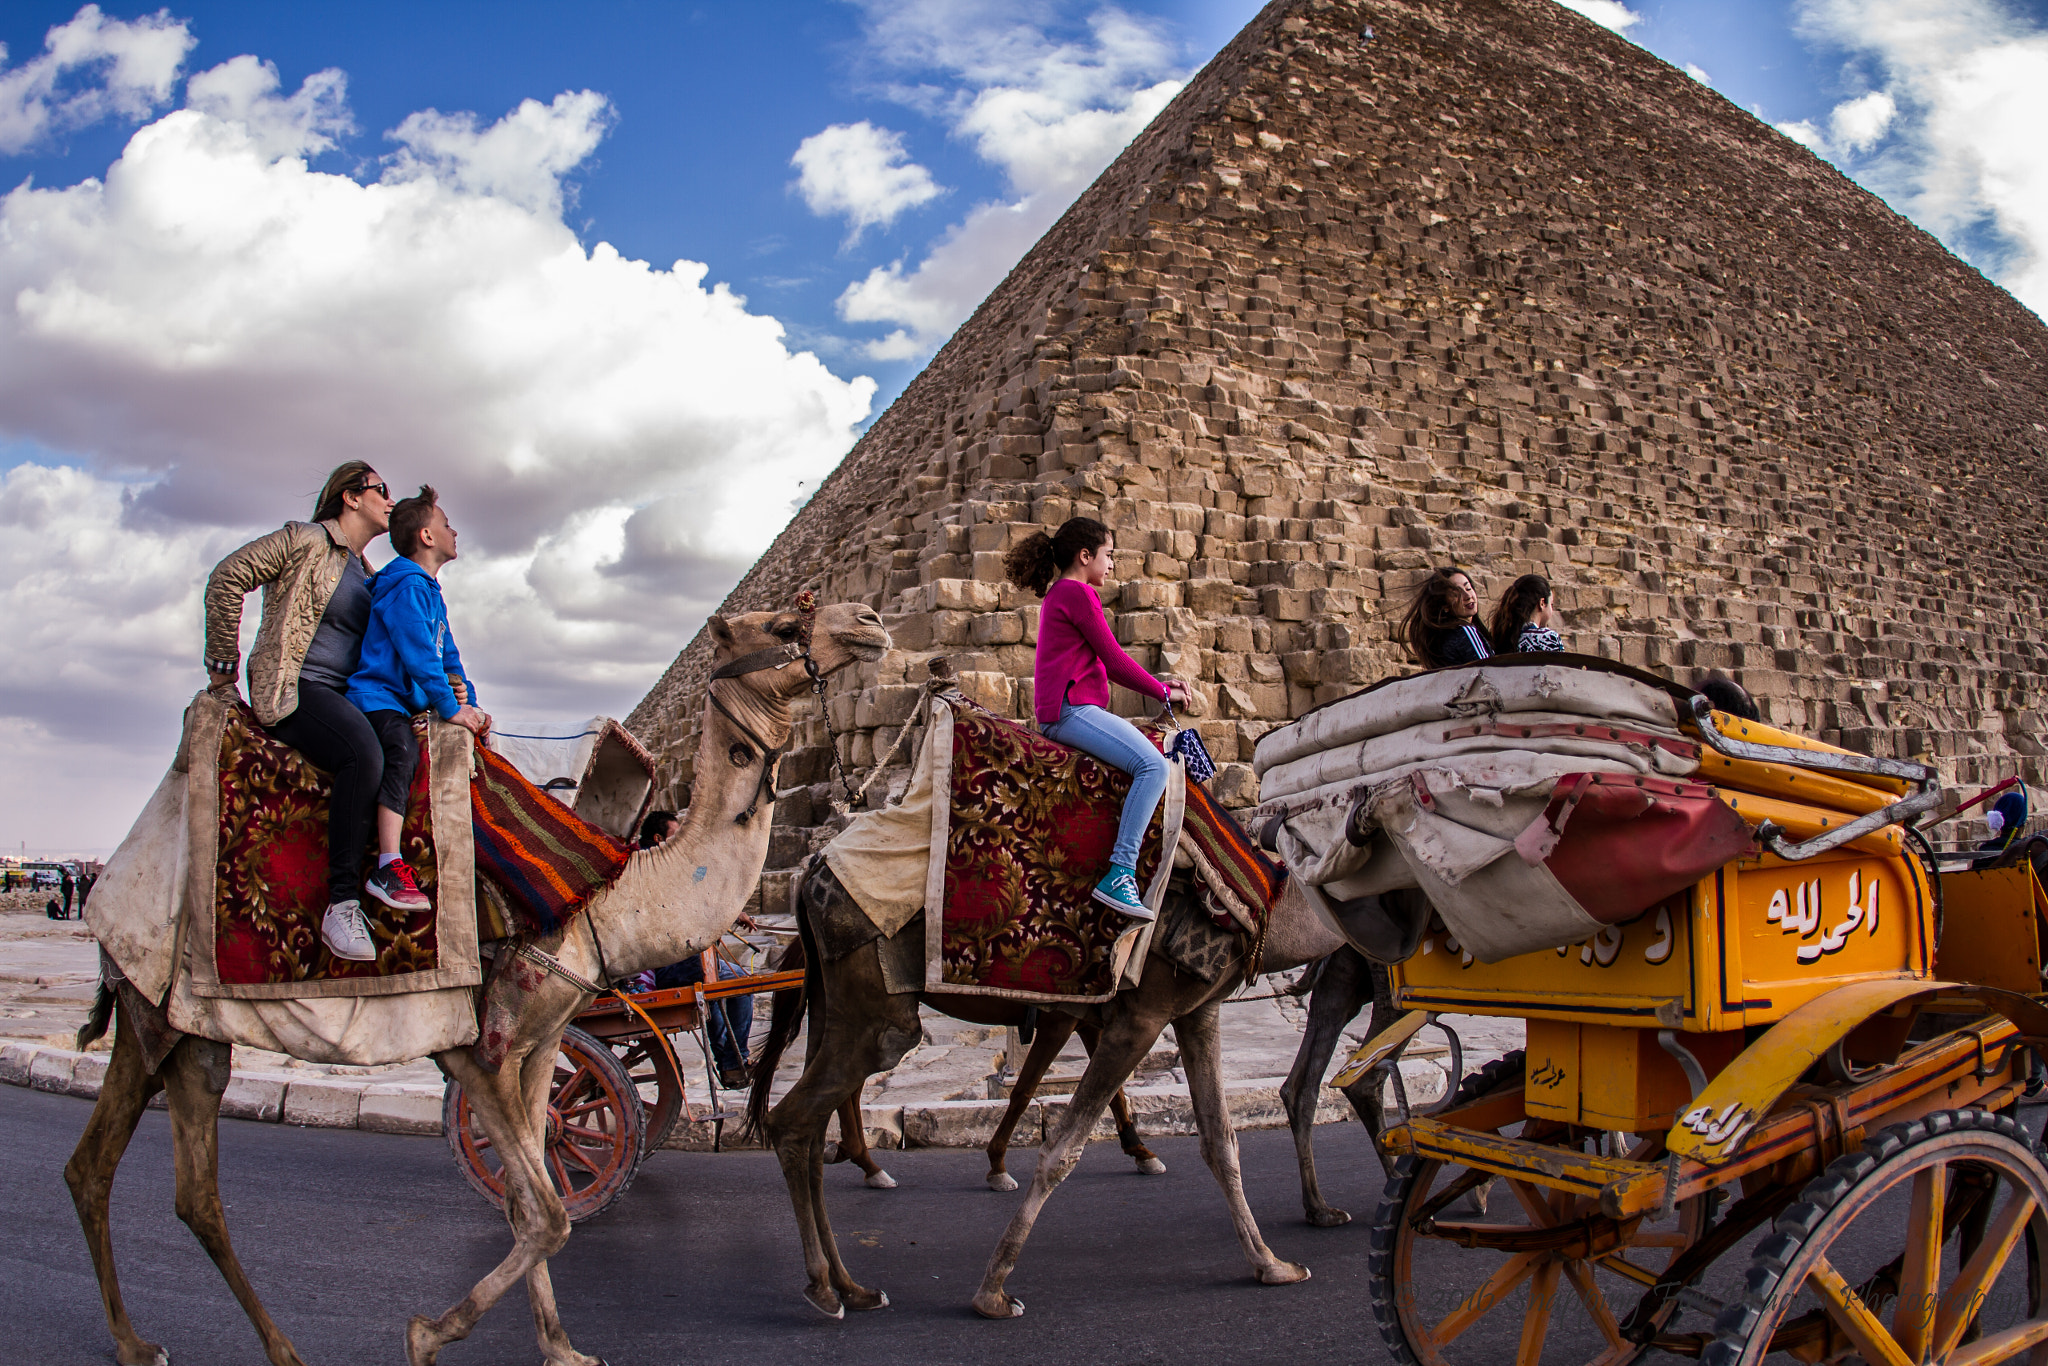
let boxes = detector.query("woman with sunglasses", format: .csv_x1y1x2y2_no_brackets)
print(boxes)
203,461,398,963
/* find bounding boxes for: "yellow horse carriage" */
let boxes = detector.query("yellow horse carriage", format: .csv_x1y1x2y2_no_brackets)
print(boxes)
1253,658,2048,1366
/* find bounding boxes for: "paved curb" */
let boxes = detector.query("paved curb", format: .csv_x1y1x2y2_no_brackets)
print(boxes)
1,1037,1462,1148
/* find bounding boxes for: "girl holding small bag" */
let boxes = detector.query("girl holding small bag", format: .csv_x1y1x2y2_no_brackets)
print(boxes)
1005,517,1186,922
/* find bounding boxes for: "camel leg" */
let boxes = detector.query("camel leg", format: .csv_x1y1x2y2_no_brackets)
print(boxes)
64,1009,171,1366
409,1042,591,1366
160,1036,309,1366
1087,1023,1168,1177
972,997,1173,1319
823,1087,896,1189
1281,947,1375,1226
1176,1001,1311,1286
986,1014,1078,1192
766,986,920,1319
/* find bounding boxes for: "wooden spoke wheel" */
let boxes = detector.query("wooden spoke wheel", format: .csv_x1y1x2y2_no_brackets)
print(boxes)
608,1033,688,1155
1370,1056,1708,1366
443,1024,646,1224
1704,1108,2048,1366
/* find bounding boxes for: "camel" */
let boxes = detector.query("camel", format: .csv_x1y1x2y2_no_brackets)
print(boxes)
747,858,1346,1321
64,600,888,1366
796,937,1398,1217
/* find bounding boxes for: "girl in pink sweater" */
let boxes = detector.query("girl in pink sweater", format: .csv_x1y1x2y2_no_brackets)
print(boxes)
1005,517,1185,920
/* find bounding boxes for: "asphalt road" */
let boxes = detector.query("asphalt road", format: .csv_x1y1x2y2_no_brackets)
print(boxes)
14,1084,2044,1366
6,1084,1399,1366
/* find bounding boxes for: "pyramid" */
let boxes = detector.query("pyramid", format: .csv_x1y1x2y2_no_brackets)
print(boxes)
628,0,2048,903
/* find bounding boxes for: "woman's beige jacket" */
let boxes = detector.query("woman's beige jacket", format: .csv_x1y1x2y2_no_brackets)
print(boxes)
204,519,355,726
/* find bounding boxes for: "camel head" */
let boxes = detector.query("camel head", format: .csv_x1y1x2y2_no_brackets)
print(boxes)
705,598,890,703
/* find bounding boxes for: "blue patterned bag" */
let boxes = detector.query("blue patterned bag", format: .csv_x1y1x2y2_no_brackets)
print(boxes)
1165,704,1216,783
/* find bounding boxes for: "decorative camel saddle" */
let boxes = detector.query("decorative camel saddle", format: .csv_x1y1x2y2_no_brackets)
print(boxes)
1250,656,1760,964
86,689,654,1064
823,692,1287,1003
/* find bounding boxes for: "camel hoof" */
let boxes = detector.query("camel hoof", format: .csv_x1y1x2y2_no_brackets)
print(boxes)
117,1346,168,1366
972,1291,1025,1319
1257,1261,1313,1286
405,1315,442,1366
842,1287,890,1312
865,1168,898,1189
1135,1156,1167,1175
803,1286,846,1320
988,1171,1019,1192
1308,1207,1352,1228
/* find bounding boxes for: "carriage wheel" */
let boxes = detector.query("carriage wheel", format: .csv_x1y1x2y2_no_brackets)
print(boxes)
1704,1108,2048,1366
609,1033,688,1155
1369,1055,1708,1366
442,1024,646,1223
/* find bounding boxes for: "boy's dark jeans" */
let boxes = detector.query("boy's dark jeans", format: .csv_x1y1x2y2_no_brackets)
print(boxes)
365,709,421,818
268,680,382,904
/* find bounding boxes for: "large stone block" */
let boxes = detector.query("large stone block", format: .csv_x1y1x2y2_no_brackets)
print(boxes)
282,1079,362,1129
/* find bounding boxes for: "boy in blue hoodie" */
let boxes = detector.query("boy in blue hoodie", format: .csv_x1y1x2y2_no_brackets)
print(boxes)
345,485,490,915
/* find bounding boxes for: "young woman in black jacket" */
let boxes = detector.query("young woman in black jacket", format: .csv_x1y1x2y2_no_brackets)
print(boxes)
1401,566,1494,668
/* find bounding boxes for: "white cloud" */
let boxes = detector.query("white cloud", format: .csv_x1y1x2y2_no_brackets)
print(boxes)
1796,0,2048,317
1684,62,1713,84
791,120,943,239
1828,89,1897,151
1776,117,1832,152
1553,0,1645,35
0,4,194,154
833,3,1186,356
0,67,877,846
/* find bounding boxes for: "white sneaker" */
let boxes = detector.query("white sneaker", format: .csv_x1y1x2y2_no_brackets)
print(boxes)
321,900,377,962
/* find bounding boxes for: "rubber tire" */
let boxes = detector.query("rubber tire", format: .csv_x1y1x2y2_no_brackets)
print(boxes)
443,1024,646,1224
1701,1107,2042,1366
1367,1051,1528,1366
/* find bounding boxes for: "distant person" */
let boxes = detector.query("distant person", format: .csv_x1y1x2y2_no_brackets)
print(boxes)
60,867,75,917
346,485,490,925
638,810,680,849
1401,567,1494,669
1697,672,1761,722
206,461,397,962
1491,574,1563,653
47,897,64,921
1975,789,2030,870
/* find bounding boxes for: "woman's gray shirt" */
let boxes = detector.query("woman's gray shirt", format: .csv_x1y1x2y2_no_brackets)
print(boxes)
296,552,372,689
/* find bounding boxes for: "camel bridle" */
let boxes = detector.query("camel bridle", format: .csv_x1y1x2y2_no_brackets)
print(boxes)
705,591,857,825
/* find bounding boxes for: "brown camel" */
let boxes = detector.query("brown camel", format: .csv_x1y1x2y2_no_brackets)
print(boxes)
814,939,1402,1219
747,858,1344,1320
65,600,888,1366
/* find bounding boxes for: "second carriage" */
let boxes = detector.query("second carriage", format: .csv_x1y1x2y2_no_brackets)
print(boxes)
1253,655,2048,1366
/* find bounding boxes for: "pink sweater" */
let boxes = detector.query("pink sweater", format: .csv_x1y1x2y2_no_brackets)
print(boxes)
1034,578,1169,724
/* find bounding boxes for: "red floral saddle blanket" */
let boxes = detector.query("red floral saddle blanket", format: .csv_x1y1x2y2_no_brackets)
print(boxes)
197,704,627,999
936,704,1284,1002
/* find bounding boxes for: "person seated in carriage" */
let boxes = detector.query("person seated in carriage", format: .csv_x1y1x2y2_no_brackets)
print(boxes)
1491,573,1564,653
1004,516,1188,922
203,461,398,962
345,485,491,921
1400,566,1494,669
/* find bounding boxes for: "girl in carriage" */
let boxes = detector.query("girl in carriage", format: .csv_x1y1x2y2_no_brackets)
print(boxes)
1005,517,1186,921
1490,573,1565,653
1401,566,1495,669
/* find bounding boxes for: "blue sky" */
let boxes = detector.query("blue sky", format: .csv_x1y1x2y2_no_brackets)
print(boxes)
3,0,2047,853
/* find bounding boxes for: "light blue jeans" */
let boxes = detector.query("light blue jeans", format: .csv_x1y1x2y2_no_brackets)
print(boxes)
1040,702,1169,870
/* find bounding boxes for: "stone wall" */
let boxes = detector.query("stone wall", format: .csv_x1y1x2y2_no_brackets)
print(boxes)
628,0,2048,907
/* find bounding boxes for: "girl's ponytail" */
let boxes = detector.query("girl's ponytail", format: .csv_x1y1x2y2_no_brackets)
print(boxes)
1004,517,1111,597
1004,531,1059,595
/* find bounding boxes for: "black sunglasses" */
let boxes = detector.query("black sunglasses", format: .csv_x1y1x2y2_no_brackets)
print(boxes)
353,481,390,499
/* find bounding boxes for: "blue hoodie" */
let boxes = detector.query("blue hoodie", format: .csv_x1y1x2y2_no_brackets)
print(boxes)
345,556,478,720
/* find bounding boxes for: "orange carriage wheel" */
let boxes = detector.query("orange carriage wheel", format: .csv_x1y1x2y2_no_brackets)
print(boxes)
607,1032,688,1156
1704,1109,2048,1366
442,1024,647,1223
1369,1055,1710,1366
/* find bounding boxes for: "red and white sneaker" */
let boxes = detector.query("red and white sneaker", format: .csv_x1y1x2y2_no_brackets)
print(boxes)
364,859,431,911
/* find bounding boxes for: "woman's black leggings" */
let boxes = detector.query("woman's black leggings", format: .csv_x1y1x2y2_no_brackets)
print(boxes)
268,680,382,905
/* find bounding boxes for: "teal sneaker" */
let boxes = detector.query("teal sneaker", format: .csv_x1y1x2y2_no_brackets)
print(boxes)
1091,864,1154,921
